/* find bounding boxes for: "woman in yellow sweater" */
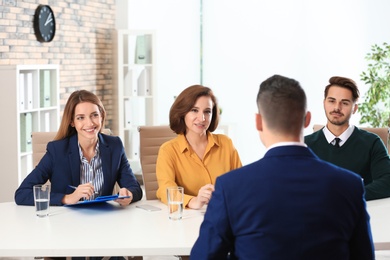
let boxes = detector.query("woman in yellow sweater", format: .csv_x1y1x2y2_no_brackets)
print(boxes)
156,85,242,209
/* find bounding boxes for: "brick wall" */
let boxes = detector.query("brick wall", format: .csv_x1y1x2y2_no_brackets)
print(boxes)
0,0,116,128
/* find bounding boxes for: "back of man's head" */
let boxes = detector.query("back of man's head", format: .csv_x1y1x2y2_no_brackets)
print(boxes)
257,75,307,136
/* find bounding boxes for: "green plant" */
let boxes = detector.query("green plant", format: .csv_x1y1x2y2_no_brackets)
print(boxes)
359,42,390,127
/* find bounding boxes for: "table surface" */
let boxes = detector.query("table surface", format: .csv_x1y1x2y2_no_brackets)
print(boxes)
366,197,390,250
0,200,205,257
1,197,389,257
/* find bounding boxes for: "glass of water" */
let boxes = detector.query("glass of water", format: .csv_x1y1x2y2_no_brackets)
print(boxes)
33,184,51,217
167,186,184,220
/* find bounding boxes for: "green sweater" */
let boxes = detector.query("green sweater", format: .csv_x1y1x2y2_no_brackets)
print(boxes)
305,127,390,200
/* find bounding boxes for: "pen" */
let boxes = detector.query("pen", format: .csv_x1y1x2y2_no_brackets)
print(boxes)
68,185,99,194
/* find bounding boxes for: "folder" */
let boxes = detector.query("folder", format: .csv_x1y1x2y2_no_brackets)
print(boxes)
127,35,137,65
20,113,32,152
137,68,147,96
144,67,152,96
26,73,33,109
124,69,140,96
124,98,148,130
65,194,131,206
123,70,132,96
40,70,51,107
130,130,140,158
135,35,152,64
137,68,152,96
137,98,146,126
44,112,51,132
131,98,140,126
19,73,26,110
124,99,132,128
129,98,146,127
26,154,33,177
132,67,143,96
124,130,132,157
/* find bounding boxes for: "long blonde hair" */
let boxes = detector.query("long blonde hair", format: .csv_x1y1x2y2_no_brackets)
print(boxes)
54,90,106,140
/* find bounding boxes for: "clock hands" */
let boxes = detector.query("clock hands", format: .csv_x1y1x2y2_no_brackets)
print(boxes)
44,13,52,26
34,5,56,42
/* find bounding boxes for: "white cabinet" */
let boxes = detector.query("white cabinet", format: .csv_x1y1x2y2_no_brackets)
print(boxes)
112,30,156,175
0,64,60,202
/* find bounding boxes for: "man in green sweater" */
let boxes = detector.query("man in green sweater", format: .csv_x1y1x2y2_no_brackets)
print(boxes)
305,76,390,200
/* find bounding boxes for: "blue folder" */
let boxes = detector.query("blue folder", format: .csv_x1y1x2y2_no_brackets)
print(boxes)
65,195,131,206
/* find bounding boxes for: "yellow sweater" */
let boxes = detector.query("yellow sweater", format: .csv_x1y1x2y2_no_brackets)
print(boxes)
156,132,242,206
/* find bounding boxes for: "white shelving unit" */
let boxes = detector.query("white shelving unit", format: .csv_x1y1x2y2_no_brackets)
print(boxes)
0,64,60,202
112,30,157,176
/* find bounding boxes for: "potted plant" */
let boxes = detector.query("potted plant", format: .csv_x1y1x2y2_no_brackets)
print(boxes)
359,42,390,127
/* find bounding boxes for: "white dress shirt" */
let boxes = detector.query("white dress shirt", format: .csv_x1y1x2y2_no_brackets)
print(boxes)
322,125,355,147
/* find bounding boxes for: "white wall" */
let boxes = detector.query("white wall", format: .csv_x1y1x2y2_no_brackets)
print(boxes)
202,0,390,164
122,0,201,128
121,0,390,165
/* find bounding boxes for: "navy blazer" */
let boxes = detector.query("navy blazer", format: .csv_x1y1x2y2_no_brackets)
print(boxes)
191,145,374,260
15,133,143,206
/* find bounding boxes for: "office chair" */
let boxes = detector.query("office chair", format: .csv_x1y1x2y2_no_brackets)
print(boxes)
32,131,57,167
31,129,120,192
137,125,185,259
312,124,390,153
138,125,177,200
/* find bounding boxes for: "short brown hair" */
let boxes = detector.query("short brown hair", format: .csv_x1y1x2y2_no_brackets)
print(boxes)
257,75,307,135
169,85,220,134
54,90,106,140
324,76,360,102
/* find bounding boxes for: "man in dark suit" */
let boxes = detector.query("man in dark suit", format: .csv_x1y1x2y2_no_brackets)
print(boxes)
191,75,374,259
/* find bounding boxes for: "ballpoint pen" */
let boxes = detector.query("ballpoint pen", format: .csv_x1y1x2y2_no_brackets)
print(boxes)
67,185,131,202
68,185,99,194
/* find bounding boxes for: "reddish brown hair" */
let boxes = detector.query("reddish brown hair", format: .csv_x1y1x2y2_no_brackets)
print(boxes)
169,85,220,134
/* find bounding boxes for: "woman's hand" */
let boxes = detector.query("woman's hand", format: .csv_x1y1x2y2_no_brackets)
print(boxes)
62,183,96,205
115,187,133,206
188,184,215,209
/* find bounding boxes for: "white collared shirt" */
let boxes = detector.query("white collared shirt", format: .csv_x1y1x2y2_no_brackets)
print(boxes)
322,125,355,147
79,141,104,199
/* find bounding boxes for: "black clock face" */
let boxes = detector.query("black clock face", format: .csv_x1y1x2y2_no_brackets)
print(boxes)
34,5,56,43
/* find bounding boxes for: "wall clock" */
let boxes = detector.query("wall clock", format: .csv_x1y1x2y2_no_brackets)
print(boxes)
33,5,56,43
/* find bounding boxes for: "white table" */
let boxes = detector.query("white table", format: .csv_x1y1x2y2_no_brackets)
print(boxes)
0,200,204,257
0,197,389,257
367,197,390,250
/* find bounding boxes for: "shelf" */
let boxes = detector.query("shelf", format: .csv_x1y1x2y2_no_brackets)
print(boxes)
112,30,157,170
0,64,60,202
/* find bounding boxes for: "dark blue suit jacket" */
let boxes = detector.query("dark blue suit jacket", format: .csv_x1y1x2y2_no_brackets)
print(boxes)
15,133,143,206
191,145,374,260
